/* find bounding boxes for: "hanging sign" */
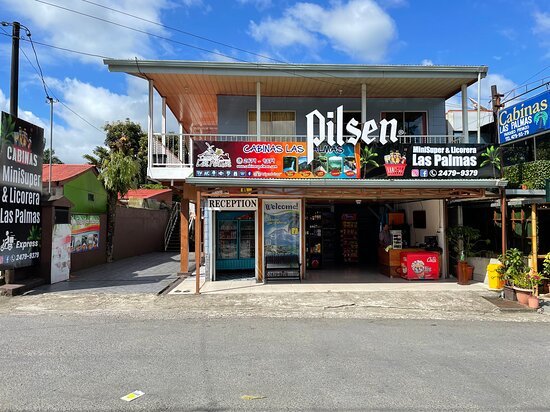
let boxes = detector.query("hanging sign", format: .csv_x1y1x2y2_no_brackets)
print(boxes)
207,198,258,210
193,141,360,179
0,112,43,269
498,90,549,144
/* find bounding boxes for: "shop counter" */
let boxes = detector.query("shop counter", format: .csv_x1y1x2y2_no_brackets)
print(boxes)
378,247,423,277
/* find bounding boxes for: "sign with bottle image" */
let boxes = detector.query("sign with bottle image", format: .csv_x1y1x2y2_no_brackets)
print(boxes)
0,112,43,269
193,141,360,179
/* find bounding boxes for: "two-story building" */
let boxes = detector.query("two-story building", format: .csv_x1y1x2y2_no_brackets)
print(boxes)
104,60,505,292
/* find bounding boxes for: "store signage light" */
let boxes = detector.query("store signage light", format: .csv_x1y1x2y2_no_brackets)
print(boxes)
306,105,398,164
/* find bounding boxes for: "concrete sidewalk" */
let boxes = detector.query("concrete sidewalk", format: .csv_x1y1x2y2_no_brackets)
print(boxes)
26,252,194,295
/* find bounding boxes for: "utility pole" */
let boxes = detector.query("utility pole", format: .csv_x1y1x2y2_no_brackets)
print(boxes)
47,97,56,195
9,21,20,117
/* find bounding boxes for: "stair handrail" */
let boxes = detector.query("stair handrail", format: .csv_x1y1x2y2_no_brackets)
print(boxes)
164,201,181,251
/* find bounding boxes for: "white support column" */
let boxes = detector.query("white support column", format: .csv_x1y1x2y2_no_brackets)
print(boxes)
179,122,185,163
477,73,481,144
161,96,167,156
461,84,469,144
148,79,154,169
256,81,261,141
361,83,367,124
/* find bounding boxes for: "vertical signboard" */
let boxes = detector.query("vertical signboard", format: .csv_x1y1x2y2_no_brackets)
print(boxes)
263,200,301,258
0,112,43,269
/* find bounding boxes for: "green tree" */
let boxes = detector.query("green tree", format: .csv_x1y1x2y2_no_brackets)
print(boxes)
43,148,63,164
103,119,147,184
100,150,139,262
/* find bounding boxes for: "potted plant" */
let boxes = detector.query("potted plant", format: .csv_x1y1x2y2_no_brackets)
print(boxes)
497,248,528,301
526,270,546,309
447,226,489,281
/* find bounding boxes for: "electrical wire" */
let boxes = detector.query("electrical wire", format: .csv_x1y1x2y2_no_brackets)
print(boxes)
0,25,104,134
33,0,356,90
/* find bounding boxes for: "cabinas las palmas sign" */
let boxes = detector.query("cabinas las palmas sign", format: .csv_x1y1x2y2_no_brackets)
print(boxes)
193,106,497,180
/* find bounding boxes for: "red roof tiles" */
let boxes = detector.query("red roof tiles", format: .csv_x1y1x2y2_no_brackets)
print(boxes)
42,164,96,183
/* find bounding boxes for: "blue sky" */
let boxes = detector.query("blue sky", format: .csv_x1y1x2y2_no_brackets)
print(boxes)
0,0,549,162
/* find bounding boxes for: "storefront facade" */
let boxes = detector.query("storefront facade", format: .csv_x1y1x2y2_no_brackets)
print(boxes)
104,60,505,291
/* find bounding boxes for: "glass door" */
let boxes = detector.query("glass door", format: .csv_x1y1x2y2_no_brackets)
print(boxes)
217,220,238,260
239,220,255,259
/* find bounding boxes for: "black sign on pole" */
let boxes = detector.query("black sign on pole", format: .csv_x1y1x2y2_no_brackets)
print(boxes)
0,112,44,269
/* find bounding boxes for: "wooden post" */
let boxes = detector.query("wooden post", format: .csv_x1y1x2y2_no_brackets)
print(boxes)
257,198,263,283
180,198,189,274
501,188,507,256
195,191,201,294
301,198,306,280
531,204,538,273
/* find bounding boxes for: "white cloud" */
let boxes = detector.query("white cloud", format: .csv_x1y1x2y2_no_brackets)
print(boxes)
248,0,397,62
1,0,171,63
238,0,273,10
533,11,550,33
421,59,433,66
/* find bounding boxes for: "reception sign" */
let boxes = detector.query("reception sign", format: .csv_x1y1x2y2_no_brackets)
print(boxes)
71,214,100,253
0,112,43,269
193,141,360,179
498,90,549,144
263,200,301,258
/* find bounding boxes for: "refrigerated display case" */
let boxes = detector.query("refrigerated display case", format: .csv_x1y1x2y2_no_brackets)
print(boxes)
216,212,255,270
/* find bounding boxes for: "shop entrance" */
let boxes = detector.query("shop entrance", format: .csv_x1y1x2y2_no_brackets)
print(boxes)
305,200,443,282
215,210,256,279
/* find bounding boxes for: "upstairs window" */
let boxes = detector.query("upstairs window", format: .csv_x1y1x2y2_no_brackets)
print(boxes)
381,112,427,136
248,111,296,136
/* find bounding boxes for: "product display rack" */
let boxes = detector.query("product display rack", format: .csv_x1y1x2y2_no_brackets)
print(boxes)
306,208,323,269
340,213,358,263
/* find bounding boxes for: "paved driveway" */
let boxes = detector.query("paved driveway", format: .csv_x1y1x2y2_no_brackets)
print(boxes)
28,252,190,295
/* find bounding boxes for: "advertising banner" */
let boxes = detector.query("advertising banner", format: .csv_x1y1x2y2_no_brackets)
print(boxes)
0,112,43,269
263,200,301,258
51,224,71,284
363,143,499,179
498,90,549,144
70,214,100,253
193,141,360,179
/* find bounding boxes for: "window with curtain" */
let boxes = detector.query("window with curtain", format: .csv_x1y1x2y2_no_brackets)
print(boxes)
381,112,427,136
248,111,296,136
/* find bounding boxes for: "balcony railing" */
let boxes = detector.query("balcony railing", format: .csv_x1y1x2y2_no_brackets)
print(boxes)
150,133,464,177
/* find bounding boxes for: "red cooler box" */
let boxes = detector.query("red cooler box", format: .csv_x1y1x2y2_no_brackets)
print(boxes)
400,252,439,280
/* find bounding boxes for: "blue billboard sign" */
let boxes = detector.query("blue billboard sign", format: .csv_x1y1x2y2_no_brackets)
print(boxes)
498,90,549,144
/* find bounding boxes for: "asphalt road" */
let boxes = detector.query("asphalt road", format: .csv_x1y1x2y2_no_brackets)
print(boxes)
1,312,550,411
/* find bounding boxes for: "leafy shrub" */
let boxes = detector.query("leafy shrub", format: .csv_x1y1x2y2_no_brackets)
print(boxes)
504,160,550,189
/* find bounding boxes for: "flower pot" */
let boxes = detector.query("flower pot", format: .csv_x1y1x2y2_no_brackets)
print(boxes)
527,295,540,309
457,261,469,285
503,285,517,301
516,290,531,305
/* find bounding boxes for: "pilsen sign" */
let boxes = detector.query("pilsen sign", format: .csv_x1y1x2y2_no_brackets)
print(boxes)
306,105,398,164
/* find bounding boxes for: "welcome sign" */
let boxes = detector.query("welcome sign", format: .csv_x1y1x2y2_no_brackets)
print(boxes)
498,90,549,144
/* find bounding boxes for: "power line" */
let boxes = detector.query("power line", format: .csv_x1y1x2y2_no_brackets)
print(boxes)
501,65,550,100
0,31,111,59
0,25,104,134
77,0,360,88
33,0,354,90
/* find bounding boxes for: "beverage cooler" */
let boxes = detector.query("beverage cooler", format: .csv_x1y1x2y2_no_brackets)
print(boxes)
216,212,255,271
400,251,440,280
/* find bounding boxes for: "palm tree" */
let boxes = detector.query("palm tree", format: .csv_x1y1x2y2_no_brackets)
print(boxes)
83,146,110,171
360,146,380,178
480,145,501,178
43,149,63,164
1,113,16,146
100,150,139,262
534,110,548,130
